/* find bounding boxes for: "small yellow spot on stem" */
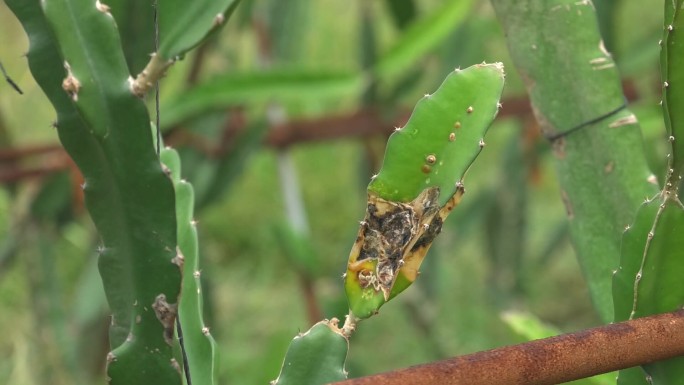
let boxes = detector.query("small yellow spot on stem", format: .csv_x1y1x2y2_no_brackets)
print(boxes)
466,106,474,113
425,154,437,164
449,132,456,142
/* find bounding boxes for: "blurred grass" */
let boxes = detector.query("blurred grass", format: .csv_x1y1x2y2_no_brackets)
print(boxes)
0,0,666,384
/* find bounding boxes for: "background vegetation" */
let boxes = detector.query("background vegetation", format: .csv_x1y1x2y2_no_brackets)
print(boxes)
0,0,668,384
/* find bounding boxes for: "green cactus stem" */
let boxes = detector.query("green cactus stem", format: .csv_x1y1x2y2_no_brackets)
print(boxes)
271,319,349,385
491,0,658,323
5,0,187,383
344,63,505,319
661,0,684,187
131,0,241,97
612,196,684,385
612,2,684,384
7,0,240,382
161,147,219,385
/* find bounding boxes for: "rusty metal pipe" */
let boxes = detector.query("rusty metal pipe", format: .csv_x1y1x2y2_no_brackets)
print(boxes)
335,309,684,385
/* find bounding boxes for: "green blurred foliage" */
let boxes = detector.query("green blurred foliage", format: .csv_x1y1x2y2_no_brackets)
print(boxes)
0,0,667,384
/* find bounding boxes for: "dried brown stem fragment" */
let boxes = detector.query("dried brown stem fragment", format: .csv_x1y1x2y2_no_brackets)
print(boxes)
334,309,684,385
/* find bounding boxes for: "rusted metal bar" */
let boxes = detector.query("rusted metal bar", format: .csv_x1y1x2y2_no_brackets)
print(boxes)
335,309,684,385
0,81,642,181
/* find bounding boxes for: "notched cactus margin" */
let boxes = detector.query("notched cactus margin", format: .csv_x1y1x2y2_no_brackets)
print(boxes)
661,0,684,187
344,63,505,319
161,147,219,385
7,0,183,384
130,0,241,97
612,2,684,384
271,319,349,385
613,2,684,384
611,192,684,384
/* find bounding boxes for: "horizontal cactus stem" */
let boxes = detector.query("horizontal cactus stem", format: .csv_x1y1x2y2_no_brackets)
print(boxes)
130,53,174,98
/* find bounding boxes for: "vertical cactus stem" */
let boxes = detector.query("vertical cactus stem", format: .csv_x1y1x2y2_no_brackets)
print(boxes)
494,0,659,325
130,53,174,98
160,147,218,385
611,3,684,382
660,1,684,190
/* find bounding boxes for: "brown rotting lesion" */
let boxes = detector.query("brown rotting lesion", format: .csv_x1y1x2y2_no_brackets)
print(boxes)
346,187,449,299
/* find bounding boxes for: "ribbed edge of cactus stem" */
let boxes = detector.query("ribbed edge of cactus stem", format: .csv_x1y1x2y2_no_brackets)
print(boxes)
341,311,360,338
130,53,174,98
